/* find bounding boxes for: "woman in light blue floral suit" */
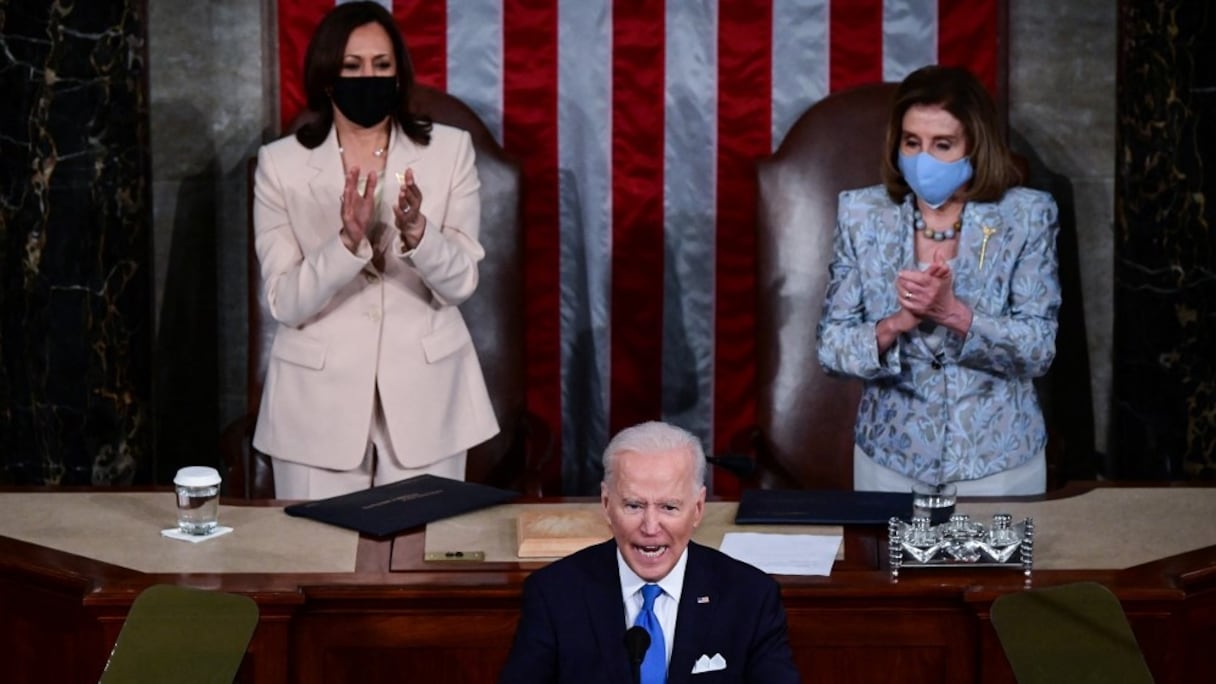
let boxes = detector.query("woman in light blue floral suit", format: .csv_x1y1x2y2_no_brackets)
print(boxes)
817,66,1059,496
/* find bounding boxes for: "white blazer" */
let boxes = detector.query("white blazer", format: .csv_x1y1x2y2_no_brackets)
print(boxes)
251,121,498,470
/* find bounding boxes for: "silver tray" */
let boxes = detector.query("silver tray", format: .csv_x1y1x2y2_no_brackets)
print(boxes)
887,513,1033,578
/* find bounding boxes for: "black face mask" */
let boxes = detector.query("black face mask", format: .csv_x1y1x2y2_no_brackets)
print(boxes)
331,76,398,128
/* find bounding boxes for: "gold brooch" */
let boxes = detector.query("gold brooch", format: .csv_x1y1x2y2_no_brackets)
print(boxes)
979,225,998,270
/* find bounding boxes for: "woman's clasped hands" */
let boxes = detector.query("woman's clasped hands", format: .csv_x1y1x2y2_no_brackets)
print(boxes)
895,253,972,335
897,253,953,320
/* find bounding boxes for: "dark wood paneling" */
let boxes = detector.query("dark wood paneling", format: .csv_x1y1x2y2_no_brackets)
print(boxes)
3,488,1215,683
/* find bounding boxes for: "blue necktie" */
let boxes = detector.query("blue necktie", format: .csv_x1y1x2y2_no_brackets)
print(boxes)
635,584,666,684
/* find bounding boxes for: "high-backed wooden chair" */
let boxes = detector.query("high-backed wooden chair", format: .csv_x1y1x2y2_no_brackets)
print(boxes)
727,82,1093,490
221,86,550,499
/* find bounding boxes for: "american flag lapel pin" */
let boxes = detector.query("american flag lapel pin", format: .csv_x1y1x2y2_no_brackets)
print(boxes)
697,596,710,604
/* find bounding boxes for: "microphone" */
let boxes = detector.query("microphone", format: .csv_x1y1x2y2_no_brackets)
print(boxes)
624,626,651,684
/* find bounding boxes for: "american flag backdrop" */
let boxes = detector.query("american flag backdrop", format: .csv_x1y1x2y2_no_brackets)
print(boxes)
276,0,1004,494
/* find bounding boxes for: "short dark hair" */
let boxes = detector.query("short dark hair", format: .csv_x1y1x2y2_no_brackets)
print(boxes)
880,65,1020,203
295,1,431,148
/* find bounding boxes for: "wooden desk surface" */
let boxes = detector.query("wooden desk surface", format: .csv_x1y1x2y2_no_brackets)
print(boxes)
2,482,1214,683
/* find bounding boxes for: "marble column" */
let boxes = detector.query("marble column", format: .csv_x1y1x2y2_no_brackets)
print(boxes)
1113,1,1215,479
0,1,152,485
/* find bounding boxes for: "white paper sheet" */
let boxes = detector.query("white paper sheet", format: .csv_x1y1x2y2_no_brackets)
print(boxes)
718,532,842,576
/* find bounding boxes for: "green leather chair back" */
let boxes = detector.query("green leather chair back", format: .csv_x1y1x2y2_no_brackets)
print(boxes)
99,584,259,684
991,582,1154,684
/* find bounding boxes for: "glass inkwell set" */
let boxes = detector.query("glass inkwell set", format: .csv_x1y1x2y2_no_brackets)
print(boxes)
887,511,1034,578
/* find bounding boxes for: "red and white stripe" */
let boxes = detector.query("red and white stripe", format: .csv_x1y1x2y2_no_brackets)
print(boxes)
276,0,1003,493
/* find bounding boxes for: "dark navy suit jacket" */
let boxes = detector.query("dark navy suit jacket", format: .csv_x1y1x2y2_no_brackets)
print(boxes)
498,540,801,683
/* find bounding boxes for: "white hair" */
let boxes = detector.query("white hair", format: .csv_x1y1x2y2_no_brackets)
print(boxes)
601,421,707,493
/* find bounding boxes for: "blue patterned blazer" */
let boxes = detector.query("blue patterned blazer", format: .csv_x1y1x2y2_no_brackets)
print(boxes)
817,185,1061,484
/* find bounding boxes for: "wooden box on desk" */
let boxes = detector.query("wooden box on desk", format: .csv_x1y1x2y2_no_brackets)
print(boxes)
515,508,612,558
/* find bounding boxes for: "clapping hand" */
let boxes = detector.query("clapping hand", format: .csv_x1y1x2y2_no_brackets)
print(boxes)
897,253,965,329
339,166,379,249
393,168,426,249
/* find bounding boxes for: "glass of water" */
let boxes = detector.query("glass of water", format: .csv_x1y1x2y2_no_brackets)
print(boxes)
174,466,221,535
911,481,957,525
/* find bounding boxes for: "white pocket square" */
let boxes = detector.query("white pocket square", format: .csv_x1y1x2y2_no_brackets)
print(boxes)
691,653,727,674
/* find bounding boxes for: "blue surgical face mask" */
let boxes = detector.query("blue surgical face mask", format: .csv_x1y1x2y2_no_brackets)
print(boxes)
898,152,973,209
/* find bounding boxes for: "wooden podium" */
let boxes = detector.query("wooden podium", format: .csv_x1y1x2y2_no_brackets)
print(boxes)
1,484,1214,683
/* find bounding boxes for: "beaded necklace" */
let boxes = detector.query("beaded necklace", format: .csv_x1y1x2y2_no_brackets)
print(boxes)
913,207,963,241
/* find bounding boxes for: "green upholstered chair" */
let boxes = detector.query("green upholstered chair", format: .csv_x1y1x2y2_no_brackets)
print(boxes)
99,584,259,684
990,582,1154,684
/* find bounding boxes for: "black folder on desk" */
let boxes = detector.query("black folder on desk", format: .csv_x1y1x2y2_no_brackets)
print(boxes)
735,489,913,525
284,474,518,537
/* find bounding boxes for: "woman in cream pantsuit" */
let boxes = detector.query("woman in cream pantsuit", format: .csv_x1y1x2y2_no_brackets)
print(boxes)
251,2,497,500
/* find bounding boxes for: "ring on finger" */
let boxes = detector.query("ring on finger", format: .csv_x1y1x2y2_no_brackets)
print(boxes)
903,291,912,300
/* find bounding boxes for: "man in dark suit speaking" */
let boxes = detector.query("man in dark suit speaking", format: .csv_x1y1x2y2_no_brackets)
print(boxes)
499,421,801,683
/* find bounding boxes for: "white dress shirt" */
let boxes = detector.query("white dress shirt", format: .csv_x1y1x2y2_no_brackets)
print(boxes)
617,548,688,669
